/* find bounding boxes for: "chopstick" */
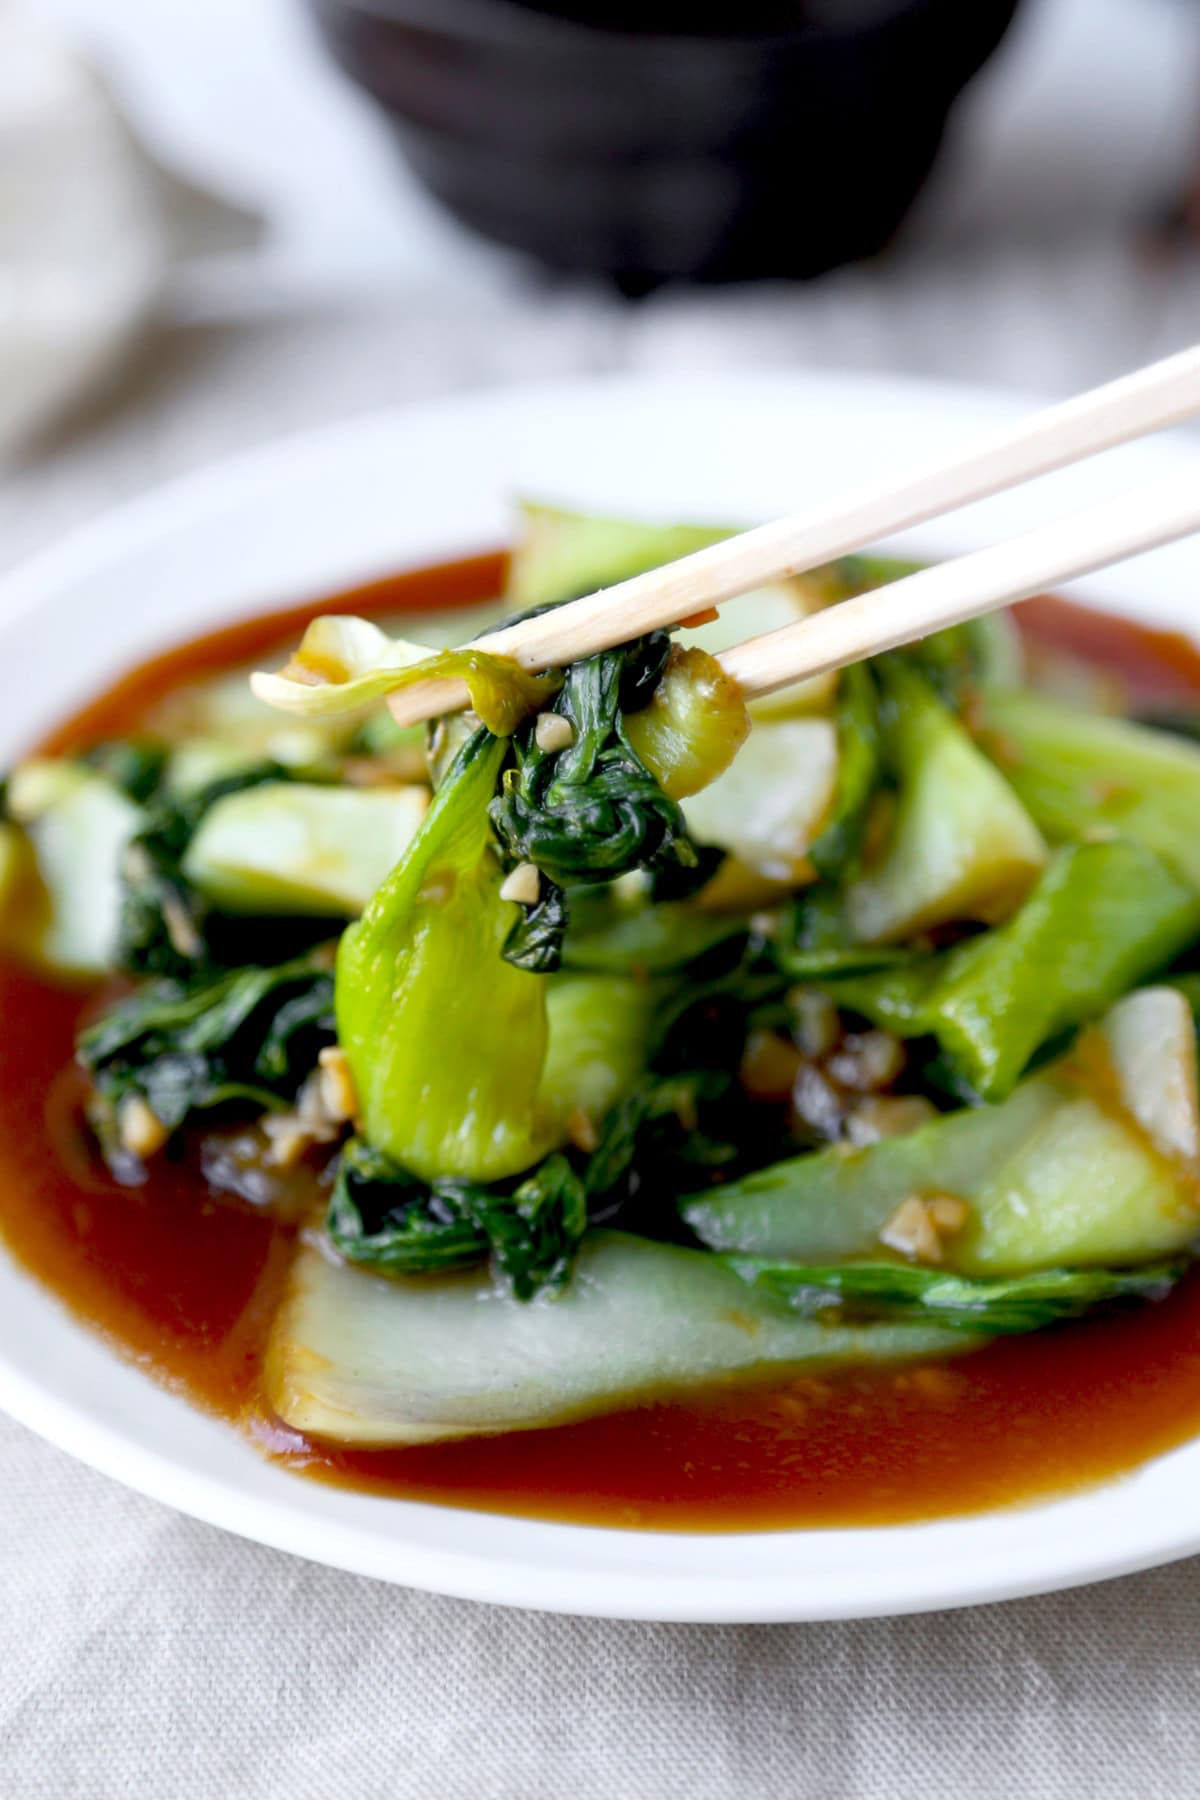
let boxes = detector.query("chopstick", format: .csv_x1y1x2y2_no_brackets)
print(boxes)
386,344,1200,728
721,475,1200,699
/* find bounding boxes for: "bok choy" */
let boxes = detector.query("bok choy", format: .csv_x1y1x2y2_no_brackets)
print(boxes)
32,494,1200,1451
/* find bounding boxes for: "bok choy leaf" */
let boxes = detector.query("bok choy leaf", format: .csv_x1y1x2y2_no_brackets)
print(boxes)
77,950,336,1150
336,727,554,1181
182,780,429,916
250,614,559,735
490,632,721,970
117,760,325,976
845,660,1047,944
327,1139,587,1301
980,688,1200,889
684,989,1200,1277
731,1258,1184,1333
267,1230,968,1445
825,839,1200,1101
808,663,883,881
4,760,144,975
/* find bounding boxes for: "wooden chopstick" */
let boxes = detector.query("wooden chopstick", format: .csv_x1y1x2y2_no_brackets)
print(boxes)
386,344,1200,728
720,474,1200,699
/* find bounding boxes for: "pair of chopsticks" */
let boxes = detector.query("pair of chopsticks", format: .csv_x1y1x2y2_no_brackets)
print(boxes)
386,346,1200,729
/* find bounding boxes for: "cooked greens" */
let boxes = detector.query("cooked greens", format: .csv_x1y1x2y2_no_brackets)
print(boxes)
4,759,144,974
683,988,1200,1275
182,781,429,917
266,1231,968,1446
824,839,1200,1101
117,761,307,975
18,496,1200,1450
980,687,1200,889
249,613,560,735
77,951,335,1152
336,727,554,1181
731,1258,1185,1333
844,659,1047,944
327,1139,587,1302
490,632,721,970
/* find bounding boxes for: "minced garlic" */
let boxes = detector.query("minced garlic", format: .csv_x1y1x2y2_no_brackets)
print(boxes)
879,1192,972,1264
499,862,541,906
118,1095,169,1161
534,712,575,753
317,1046,358,1124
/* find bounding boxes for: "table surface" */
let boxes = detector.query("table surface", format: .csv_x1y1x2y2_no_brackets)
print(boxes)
7,3,1200,1792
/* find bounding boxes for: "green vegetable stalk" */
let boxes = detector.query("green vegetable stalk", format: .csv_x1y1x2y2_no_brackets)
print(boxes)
845,660,1047,944
825,838,1200,1101
336,727,555,1182
684,988,1200,1277
980,687,1200,890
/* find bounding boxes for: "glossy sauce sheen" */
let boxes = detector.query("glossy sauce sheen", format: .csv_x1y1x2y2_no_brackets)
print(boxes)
8,557,1200,1531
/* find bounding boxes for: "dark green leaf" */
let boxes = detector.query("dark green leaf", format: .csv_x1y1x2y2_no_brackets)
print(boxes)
491,633,704,971
327,1140,492,1276
77,951,335,1147
502,882,569,974
729,1257,1185,1333
80,739,170,805
326,1139,587,1301
489,1154,589,1299
583,1070,736,1216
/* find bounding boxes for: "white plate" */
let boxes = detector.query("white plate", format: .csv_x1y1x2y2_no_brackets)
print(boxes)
3,370,1200,1623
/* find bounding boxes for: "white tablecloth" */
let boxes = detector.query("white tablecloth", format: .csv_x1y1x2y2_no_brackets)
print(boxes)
5,257,1200,1797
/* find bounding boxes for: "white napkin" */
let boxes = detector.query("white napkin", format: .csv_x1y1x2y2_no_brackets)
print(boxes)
0,5,256,454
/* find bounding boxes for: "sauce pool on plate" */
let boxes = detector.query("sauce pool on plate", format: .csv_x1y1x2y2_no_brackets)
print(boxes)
6,552,1200,1532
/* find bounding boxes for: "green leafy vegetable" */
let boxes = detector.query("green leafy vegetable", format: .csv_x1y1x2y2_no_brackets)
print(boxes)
327,1139,587,1301
773,884,912,980
250,614,559,735
77,950,335,1148
979,688,1200,890
3,760,144,975
679,715,839,881
267,1229,969,1445
117,760,316,976
582,1069,740,1222
560,887,745,974
491,634,696,886
501,883,569,975
826,838,1200,1101
845,660,1047,944
620,645,749,799
327,988,720,1299
731,1258,1184,1333
684,989,1200,1277
182,780,429,916
490,632,707,971
808,663,882,880
79,740,170,805
506,500,730,612
337,726,553,1181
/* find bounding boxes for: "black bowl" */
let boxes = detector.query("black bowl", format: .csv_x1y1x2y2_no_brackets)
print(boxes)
307,0,1021,290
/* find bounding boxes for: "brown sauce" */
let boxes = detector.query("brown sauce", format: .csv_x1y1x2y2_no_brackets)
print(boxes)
6,558,1200,1532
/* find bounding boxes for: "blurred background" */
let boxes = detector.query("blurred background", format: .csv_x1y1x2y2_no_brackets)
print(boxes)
4,0,1200,566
